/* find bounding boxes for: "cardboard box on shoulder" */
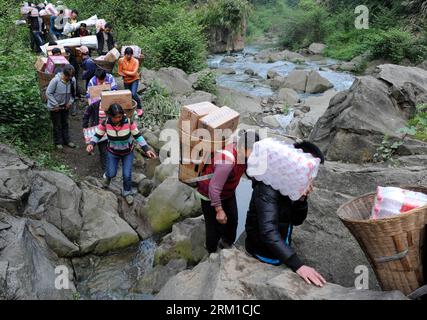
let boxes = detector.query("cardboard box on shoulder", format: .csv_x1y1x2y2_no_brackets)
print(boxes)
35,57,48,72
45,55,69,74
100,90,132,111
88,83,112,100
179,102,220,135
198,106,240,140
104,48,121,63
47,45,66,56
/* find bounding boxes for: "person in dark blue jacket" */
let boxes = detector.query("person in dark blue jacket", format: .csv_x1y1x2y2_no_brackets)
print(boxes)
245,141,327,287
80,46,97,89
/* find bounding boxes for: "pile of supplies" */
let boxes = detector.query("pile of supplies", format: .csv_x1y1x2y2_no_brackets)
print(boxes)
247,138,321,201
178,102,240,183
371,186,427,220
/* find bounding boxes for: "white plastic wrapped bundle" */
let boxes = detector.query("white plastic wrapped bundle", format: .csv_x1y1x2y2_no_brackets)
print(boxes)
63,15,98,35
247,138,321,201
96,19,106,33
371,187,427,220
40,35,98,55
45,3,58,16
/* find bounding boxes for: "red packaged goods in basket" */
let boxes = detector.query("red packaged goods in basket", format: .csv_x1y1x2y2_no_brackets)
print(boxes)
371,186,427,220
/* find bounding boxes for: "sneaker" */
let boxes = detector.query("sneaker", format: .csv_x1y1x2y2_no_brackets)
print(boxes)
125,195,134,205
55,144,63,150
102,173,111,189
66,142,76,148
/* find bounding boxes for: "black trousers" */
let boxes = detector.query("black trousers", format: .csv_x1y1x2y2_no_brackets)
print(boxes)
50,109,70,145
98,140,108,172
201,194,238,253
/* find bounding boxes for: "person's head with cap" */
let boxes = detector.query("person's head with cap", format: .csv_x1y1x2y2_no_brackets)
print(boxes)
79,46,89,59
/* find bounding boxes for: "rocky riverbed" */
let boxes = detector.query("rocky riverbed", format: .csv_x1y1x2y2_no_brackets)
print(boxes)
1,45,427,300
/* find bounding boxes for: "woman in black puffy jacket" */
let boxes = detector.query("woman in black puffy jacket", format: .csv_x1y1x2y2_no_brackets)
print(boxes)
245,141,327,287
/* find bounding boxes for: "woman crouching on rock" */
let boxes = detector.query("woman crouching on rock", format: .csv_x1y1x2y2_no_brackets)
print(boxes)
86,104,157,205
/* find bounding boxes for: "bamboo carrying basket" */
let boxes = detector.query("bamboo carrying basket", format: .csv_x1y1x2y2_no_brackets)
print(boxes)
36,70,55,102
94,59,115,74
337,186,427,296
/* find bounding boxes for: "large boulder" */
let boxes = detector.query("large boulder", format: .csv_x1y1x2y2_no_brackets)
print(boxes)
310,65,427,163
78,182,139,255
0,210,76,300
289,89,337,138
136,259,187,295
141,67,193,96
154,216,207,266
216,86,262,118
308,43,327,55
254,50,305,63
277,88,300,106
283,70,309,92
0,144,33,214
118,193,153,239
30,220,79,257
153,162,179,187
177,91,216,106
142,177,202,235
284,70,333,93
306,70,334,94
156,249,406,300
23,171,82,242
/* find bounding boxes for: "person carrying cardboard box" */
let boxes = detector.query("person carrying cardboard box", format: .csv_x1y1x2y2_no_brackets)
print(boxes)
86,68,118,103
118,47,143,117
196,130,259,253
86,104,156,205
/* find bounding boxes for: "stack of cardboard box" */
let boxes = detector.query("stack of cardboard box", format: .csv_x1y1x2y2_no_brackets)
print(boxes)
178,101,240,184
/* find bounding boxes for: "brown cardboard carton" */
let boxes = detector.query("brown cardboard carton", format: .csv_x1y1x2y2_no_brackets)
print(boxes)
198,106,240,140
88,83,112,100
104,48,120,63
35,57,48,71
101,90,132,110
178,101,220,135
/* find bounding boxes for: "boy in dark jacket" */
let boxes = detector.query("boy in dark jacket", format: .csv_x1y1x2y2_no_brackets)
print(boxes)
245,141,327,287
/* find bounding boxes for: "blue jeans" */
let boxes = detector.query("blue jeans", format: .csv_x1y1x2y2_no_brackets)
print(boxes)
106,151,134,196
32,31,44,51
124,80,142,110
